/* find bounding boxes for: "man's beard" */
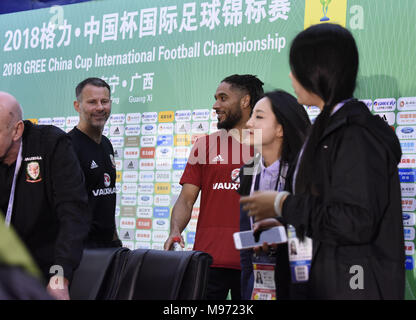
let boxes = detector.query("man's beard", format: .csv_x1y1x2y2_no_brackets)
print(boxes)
217,107,242,131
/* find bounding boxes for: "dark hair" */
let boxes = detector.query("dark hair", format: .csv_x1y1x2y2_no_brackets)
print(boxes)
290,24,359,193
222,74,264,109
264,90,311,185
75,77,111,101
265,90,311,164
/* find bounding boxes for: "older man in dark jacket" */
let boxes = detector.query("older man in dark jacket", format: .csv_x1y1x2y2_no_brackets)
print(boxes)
0,91,90,299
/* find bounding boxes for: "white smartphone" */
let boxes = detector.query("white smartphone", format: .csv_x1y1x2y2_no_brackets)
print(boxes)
233,226,287,250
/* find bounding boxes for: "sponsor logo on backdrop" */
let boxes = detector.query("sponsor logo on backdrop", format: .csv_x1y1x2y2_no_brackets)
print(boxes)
121,195,137,206
153,207,170,219
397,112,416,125
154,195,171,206
124,148,139,159
120,229,135,241
136,230,151,241
124,159,139,171
175,122,191,134
156,159,173,170
153,231,169,243
125,125,140,136
405,256,414,270
153,218,169,231
155,182,171,193
404,227,415,241
126,113,141,124
155,172,171,182
140,147,155,159
138,195,153,206
399,169,416,183
173,147,190,159
66,116,79,127
113,148,123,159
110,114,125,125
400,141,416,154
158,111,174,122
401,183,416,197
402,198,416,212
192,121,209,133
398,97,416,111
187,232,196,244
125,136,140,147
122,183,137,194
38,118,52,125
405,241,415,255
304,0,347,29
139,159,155,170
174,134,191,146
157,135,174,146
109,137,124,148
110,125,124,136
142,112,158,123
373,98,396,112
156,146,172,159
138,183,154,194
175,110,192,122
139,171,155,182
136,218,152,230
171,183,182,195
103,126,110,136
141,123,157,135
399,154,416,168
120,217,136,229
140,135,157,147
137,207,153,218
158,123,174,134
396,126,416,140
120,206,135,217
173,158,187,170
52,117,65,128
403,213,416,226
192,109,210,121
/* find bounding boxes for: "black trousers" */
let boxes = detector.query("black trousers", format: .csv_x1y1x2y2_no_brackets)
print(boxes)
206,267,241,300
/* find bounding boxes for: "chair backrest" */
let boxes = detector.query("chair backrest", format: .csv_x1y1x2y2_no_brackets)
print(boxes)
70,248,212,300
115,249,212,300
69,247,128,300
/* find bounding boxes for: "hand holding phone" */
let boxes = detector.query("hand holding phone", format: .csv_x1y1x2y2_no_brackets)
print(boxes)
233,226,287,250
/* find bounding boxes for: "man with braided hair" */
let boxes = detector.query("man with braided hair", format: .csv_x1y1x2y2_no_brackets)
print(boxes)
164,74,264,299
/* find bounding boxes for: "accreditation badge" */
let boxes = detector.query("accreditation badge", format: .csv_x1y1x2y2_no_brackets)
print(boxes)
287,225,312,283
251,254,276,300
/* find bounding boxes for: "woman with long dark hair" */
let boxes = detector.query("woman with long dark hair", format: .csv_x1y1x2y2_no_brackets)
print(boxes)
238,90,310,300
241,23,404,299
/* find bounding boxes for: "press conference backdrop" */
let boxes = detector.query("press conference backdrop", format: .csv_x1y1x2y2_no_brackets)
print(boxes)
0,0,415,298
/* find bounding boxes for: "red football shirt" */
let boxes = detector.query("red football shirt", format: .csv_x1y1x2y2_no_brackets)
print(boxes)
180,130,253,269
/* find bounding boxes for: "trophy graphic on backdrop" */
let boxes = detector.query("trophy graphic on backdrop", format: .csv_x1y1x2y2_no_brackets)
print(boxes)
320,0,331,21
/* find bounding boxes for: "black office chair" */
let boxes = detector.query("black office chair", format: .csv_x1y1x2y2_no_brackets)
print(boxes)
70,248,212,300
69,247,129,300
114,249,213,300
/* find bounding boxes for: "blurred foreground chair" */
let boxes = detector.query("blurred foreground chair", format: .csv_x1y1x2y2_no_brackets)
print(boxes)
70,248,212,300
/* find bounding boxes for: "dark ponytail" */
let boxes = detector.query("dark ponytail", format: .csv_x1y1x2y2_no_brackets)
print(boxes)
289,24,359,193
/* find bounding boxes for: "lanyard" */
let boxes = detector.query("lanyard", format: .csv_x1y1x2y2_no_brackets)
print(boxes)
249,157,287,228
5,143,23,227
